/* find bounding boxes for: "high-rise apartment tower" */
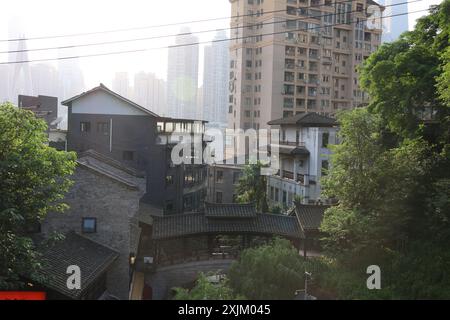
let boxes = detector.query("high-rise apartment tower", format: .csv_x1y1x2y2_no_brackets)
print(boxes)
227,0,383,131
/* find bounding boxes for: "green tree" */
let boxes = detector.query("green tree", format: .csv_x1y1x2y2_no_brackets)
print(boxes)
0,103,76,289
360,0,450,144
173,273,243,300
318,1,450,299
321,108,430,252
228,238,306,300
235,161,268,212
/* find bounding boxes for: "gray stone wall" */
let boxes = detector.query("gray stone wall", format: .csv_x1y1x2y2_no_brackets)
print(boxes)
41,165,145,299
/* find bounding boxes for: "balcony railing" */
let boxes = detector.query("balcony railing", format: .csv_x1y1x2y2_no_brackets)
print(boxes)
282,170,294,180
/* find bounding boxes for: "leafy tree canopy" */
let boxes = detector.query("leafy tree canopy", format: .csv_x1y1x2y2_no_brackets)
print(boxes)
228,238,306,300
0,103,76,289
173,273,244,300
236,161,268,212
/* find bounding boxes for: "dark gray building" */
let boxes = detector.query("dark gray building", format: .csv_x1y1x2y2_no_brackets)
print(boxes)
19,94,59,130
62,84,159,171
207,164,243,204
62,84,208,215
19,94,67,150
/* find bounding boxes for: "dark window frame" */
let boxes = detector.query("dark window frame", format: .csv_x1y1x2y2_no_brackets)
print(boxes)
322,132,330,148
216,191,223,204
80,121,91,133
97,122,109,135
216,170,224,183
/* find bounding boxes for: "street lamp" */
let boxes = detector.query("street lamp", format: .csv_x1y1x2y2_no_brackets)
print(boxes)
304,271,312,300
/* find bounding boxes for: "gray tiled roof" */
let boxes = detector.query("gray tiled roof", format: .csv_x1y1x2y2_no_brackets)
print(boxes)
37,232,119,299
293,204,330,231
152,212,303,240
204,202,257,218
77,149,144,190
268,112,336,127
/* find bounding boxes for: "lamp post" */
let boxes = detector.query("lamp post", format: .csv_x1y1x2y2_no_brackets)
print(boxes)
304,271,312,300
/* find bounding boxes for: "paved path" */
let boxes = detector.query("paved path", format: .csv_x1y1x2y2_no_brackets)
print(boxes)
146,259,235,300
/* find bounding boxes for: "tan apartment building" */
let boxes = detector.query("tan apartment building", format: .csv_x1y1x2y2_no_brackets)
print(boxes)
227,0,383,131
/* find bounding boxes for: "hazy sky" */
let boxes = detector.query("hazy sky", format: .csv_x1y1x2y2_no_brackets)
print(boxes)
0,0,443,88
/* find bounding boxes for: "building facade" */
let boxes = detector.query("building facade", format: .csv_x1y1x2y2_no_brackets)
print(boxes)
141,117,208,215
227,0,383,131
207,164,244,204
63,84,160,171
18,94,67,150
133,72,167,116
63,84,207,215
167,28,200,120
267,112,337,207
202,31,230,127
41,150,146,299
112,72,131,98
378,0,409,42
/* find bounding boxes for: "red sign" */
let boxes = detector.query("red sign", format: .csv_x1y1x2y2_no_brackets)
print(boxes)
0,292,46,300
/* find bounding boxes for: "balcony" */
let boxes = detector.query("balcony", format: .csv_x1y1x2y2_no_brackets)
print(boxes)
279,140,306,147
278,171,307,185
282,170,294,180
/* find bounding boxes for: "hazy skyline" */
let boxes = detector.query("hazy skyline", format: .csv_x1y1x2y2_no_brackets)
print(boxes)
0,0,443,90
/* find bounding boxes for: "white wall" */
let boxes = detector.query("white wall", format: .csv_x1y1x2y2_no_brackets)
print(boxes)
71,90,148,116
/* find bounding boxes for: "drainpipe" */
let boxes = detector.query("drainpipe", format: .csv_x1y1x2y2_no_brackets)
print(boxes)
109,118,113,153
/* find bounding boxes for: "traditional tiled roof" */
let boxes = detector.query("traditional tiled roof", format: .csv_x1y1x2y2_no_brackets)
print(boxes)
37,232,119,299
152,212,303,240
268,112,336,127
61,83,159,117
204,202,257,218
77,149,144,190
293,204,330,232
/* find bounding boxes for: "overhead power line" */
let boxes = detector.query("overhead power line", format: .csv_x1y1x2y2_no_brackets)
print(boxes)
0,0,420,56
0,9,429,66
0,0,357,43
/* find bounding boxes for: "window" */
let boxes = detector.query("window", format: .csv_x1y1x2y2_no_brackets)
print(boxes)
216,192,223,204
97,122,109,135
233,172,241,184
82,218,96,233
183,195,193,211
283,98,294,108
80,122,91,132
166,175,174,186
123,151,134,161
216,170,224,183
165,201,174,214
321,160,329,176
322,132,330,147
